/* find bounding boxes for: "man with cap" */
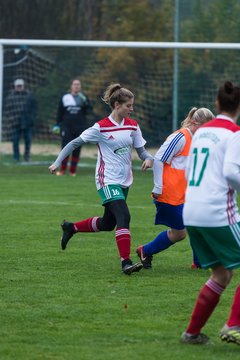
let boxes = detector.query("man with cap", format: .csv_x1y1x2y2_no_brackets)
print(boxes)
5,78,37,162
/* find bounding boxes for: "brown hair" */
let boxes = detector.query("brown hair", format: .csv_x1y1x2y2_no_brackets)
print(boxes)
102,83,134,109
181,107,214,128
69,78,81,90
217,81,240,114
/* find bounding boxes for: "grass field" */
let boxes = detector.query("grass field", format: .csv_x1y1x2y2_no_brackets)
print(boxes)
1,154,240,360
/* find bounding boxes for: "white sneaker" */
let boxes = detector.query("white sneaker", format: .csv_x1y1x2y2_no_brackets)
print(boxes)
220,324,240,345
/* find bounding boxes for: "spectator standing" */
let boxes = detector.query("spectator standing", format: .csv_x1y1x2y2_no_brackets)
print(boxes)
49,83,153,275
136,107,214,269
53,78,92,176
5,78,37,162
181,81,240,345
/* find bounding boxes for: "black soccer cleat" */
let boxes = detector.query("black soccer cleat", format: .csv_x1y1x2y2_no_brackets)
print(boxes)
122,259,143,275
136,246,153,269
181,332,210,345
61,220,75,250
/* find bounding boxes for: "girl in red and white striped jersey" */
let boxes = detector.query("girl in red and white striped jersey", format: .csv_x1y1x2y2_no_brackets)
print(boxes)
49,83,153,275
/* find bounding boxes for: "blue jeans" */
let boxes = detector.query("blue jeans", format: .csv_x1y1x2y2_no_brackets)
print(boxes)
12,127,32,161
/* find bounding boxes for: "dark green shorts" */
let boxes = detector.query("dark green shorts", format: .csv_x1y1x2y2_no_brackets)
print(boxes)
98,185,129,205
187,224,240,270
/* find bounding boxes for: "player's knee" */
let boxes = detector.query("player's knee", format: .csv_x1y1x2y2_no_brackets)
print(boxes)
212,268,233,287
98,218,116,231
124,211,131,225
168,229,186,242
104,224,116,231
119,211,131,228
176,234,186,242
224,270,233,285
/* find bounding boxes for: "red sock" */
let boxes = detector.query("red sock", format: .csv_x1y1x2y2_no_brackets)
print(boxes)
60,156,69,172
186,279,225,335
74,217,100,232
70,156,79,174
227,285,240,327
116,228,131,261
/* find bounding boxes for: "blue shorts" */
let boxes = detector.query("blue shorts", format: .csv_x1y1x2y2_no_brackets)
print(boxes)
154,201,184,230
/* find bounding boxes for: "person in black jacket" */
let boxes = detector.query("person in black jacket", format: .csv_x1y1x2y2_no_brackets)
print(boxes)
5,78,37,162
53,78,92,176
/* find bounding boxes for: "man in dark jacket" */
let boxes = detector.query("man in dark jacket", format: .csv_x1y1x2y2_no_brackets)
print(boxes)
5,78,37,162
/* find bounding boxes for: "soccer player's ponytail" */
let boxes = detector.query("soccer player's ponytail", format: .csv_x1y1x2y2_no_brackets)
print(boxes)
102,83,134,109
181,107,214,128
217,81,240,114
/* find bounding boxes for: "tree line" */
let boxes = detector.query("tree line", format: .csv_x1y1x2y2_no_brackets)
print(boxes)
1,0,240,145
1,0,240,43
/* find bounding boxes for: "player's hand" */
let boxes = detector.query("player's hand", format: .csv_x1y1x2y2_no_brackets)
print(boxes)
151,192,159,200
142,159,153,171
49,164,57,174
52,125,60,135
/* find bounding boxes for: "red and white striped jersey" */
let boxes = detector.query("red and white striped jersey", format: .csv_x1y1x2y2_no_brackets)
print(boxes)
80,115,146,189
183,115,240,227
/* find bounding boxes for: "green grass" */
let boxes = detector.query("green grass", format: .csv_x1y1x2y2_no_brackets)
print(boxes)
1,154,240,360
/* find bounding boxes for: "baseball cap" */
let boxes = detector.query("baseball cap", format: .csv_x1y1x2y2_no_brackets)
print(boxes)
14,79,24,86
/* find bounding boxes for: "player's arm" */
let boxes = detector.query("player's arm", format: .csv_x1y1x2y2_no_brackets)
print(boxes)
79,92,92,112
56,98,64,125
152,160,164,199
223,162,240,191
49,124,100,174
84,95,93,112
152,132,186,198
52,98,64,135
49,136,86,173
133,124,153,170
223,131,240,191
135,147,154,171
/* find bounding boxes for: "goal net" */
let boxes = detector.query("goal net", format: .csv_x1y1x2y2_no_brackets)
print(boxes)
1,41,240,153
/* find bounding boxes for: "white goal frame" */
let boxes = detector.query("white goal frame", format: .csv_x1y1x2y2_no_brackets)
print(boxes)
1,39,240,155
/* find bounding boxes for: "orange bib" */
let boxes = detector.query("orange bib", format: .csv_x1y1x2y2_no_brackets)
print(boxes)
156,128,192,205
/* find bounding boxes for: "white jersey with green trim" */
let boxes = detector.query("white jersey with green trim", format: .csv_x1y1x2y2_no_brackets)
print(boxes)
183,115,240,227
80,115,146,190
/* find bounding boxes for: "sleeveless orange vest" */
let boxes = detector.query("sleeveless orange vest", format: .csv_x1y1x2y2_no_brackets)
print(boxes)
155,128,192,205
